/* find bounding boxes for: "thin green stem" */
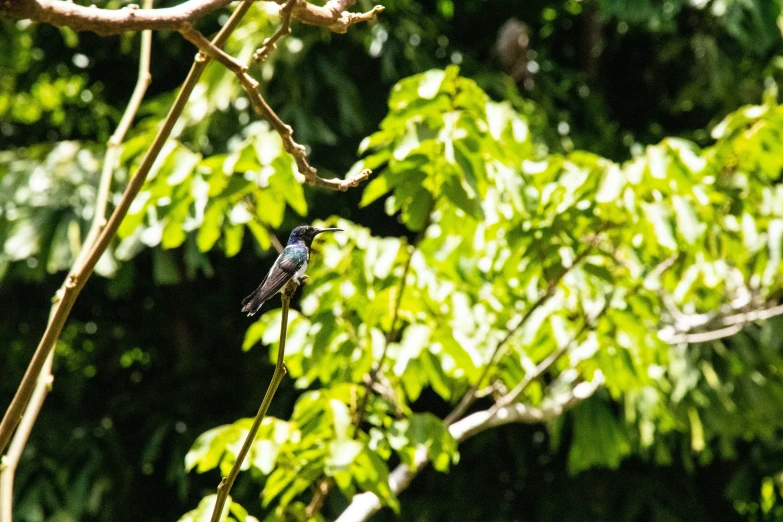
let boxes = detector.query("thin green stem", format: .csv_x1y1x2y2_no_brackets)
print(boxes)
209,280,296,522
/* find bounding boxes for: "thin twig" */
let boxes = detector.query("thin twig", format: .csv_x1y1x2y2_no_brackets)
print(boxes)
356,204,435,427
0,0,256,457
274,0,384,34
209,280,297,522
0,353,53,522
267,226,285,254
307,207,433,517
76,8,154,270
0,14,153,519
352,237,416,430
490,296,612,414
305,478,333,518
305,241,414,516
253,0,296,63
179,24,373,191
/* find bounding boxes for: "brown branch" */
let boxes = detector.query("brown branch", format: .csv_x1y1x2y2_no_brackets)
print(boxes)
179,24,372,191
267,226,285,254
305,478,333,518
334,377,603,522
0,15,154,519
1,0,383,36
282,0,384,34
76,8,154,269
0,353,53,522
254,0,296,63
0,0,256,458
208,280,297,522
0,0,234,35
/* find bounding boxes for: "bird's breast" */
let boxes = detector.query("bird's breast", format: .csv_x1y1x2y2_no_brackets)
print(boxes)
295,260,308,279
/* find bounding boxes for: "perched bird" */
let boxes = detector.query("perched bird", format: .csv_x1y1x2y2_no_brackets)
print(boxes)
241,226,341,316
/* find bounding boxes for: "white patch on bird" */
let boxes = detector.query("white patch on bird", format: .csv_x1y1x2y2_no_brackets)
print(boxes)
294,260,308,282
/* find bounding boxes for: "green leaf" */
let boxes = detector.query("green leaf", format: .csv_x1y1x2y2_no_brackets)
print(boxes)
643,202,677,250
325,440,363,475
568,398,630,474
672,196,704,244
441,173,484,220
399,413,459,473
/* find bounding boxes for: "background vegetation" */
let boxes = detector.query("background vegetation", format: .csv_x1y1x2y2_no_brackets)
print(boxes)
4,0,783,520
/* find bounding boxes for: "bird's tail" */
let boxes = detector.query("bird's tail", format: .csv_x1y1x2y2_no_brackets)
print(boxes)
241,284,268,316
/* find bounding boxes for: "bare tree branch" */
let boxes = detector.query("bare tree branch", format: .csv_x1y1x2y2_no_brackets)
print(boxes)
660,302,783,344
0,353,53,522
179,23,373,191
254,0,296,63
1,0,377,454
1,0,383,36
491,321,590,412
1,0,234,35
334,377,604,522
281,0,384,34
208,280,298,522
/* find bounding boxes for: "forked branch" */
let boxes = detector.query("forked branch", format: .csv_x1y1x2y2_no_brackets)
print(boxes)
334,377,604,522
254,0,297,63
0,0,379,457
445,232,605,425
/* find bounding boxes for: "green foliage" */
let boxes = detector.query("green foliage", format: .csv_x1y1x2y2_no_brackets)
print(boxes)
185,385,400,516
356,65,536,229
187,69,783,517
118,123,306,259
0,142,116,280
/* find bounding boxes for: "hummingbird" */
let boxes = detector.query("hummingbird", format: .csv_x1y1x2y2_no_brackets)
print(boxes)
241,226,342,316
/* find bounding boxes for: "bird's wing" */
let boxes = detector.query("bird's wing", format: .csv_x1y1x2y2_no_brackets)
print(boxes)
241,246,306,316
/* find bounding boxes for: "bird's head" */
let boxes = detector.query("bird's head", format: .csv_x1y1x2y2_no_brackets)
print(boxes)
287,225,342,246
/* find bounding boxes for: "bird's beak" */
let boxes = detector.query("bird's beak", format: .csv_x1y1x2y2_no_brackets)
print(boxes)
313,227,342,235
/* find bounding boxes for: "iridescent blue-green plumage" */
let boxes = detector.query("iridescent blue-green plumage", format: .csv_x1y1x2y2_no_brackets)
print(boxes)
241,226,341,316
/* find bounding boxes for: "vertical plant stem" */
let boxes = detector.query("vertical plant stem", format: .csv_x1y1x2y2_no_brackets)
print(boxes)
209,281,296,522
0,0,256,456
0,352,53,522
